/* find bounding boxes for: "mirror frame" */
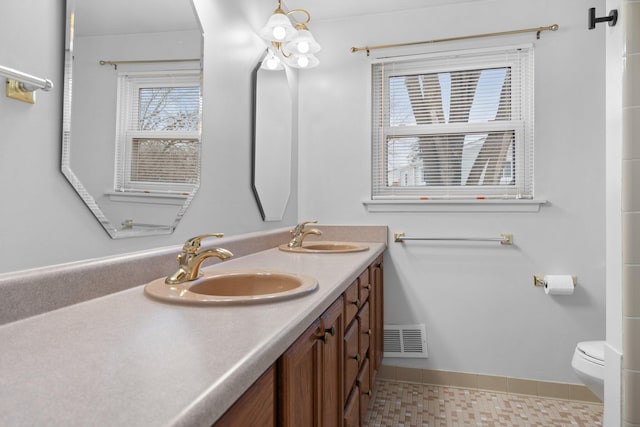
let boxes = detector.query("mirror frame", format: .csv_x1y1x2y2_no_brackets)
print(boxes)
250,52,266,220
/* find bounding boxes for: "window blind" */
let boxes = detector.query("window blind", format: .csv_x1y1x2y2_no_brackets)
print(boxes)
372,47,534,200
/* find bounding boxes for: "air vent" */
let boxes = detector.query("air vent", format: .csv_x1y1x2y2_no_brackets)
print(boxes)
384,324,428,358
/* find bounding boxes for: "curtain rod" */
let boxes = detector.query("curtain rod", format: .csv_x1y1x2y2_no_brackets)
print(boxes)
351,24,559,56
99,58,200,69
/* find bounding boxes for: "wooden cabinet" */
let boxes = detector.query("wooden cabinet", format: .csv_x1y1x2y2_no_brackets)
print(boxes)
214,365,276,427
214,256,384,427
279,297,344,427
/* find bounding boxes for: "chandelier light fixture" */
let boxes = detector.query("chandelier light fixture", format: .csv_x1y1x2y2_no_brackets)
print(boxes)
259,0,321,70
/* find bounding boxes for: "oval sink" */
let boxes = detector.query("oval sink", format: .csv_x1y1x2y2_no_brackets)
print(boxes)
279,241,369,254
144,270,318,305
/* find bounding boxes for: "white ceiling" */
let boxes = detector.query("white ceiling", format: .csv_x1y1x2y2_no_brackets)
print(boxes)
74,0,484,37
284,0,484,21
74,0,199,37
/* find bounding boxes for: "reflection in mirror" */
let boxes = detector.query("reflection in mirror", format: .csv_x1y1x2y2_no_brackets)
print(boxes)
61,0,203,238
251,50,293,221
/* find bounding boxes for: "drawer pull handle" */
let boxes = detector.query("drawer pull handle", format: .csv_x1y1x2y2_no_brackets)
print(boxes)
365,329,372,336
350,354,360,362
317,326,336,343
362,284,371,290
366,390,372,397
351,300,361,309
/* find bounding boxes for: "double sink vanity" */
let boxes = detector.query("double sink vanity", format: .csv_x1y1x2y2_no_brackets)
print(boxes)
0,225,386,426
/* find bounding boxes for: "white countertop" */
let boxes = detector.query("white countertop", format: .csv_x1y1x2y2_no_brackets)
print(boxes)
0,243,385,427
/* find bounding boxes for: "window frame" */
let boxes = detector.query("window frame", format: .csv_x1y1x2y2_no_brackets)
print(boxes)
371,45,535,202
114,70,201,195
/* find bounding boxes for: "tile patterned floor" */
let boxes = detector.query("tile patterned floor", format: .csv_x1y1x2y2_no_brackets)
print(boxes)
364,379,604,427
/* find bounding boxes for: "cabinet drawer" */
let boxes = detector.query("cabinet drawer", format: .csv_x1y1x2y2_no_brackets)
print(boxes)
357,301,370,362
344,386,360,427
357,269,370,305
344,279,359,327
344,320,360,398
357,357,371,424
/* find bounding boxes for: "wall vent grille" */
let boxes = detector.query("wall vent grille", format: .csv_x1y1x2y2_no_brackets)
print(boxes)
383,324,428,358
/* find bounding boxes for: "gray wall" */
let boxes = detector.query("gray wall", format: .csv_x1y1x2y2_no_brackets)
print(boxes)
1,0,610,393
0,0,298,274
298,0,606,384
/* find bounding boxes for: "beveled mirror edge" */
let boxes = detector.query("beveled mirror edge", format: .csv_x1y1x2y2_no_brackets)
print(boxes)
251,49,294,222
250,50,268,221
61,0,122,237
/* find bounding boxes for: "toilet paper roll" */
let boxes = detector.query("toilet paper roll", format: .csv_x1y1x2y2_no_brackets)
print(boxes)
544,275,575,295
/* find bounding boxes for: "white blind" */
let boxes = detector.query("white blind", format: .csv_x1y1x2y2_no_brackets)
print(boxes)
372,47,534,200
116,72,201,193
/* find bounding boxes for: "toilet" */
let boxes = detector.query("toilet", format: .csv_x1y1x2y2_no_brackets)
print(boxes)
571,340,604,400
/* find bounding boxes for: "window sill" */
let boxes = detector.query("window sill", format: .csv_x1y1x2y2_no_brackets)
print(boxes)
363,199,547,213
107,192,189,206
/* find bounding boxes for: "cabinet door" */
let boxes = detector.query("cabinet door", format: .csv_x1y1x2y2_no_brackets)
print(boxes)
279,319,322,427
320,297,344,427
214,365,275,427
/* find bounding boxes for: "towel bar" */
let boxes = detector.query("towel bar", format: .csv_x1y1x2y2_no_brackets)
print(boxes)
394,232,513,245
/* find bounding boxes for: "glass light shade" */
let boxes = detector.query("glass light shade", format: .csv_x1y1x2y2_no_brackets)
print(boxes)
286,53,319,69
259,12,297,42
260,51,284,70
284,29,321,55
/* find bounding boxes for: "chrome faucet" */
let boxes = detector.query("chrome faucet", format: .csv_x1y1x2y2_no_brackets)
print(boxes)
165,234,233,284
288,220,322,248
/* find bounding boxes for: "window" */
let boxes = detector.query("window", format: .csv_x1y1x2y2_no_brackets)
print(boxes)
371,46,534,201
114,71,201,194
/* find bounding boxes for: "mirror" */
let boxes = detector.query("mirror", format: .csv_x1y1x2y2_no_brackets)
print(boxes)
61,0,203,238
251,51,293,221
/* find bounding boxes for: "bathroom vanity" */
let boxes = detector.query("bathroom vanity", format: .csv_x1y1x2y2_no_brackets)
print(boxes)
215,253,384,426
0,226,386,426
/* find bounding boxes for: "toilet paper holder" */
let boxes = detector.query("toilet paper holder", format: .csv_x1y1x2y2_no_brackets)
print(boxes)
533,275,577,287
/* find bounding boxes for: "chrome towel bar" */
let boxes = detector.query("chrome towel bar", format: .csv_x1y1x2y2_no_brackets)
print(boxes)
394,232,513,245
1,65,54,104
0,65,53,92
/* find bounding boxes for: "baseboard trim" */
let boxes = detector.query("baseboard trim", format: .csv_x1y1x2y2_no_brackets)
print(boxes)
377,365,602,403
